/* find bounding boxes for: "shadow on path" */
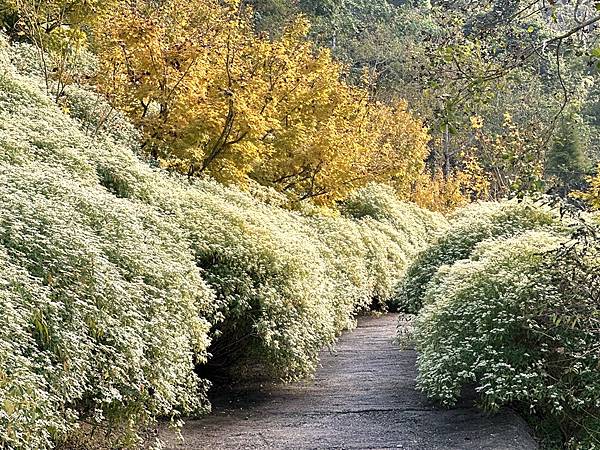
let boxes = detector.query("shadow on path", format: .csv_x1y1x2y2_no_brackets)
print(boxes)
162,314,537,450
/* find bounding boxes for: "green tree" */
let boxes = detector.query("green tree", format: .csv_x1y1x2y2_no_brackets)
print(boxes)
546,114,591,196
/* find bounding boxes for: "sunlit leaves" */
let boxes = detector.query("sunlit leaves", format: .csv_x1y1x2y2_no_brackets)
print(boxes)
94,0,429,205
573,164,600,209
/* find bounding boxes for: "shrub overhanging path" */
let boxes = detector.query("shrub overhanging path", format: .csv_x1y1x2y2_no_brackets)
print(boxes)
164,314,537,450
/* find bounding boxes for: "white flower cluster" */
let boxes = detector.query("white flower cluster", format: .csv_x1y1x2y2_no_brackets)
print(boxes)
395,199,565,313
0,39,446,448
409,207,600,446
0,47,215,449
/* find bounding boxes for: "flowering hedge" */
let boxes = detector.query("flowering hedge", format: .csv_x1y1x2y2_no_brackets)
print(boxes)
0,39,446,448
0,45,215,448
410,219,600,447
395,200,562,313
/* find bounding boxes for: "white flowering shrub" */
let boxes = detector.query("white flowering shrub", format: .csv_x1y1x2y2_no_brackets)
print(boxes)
0,39,448,447
113,177,443,379
342,183,448,309
0,52,215,448
343,183,447,249
300,210,432,321
179,184,343,380
396,199,562,313
300,214,373,327
413,230,600,447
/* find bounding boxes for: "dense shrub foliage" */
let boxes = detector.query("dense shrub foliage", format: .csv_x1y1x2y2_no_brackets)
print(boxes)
395,199,562,313
0,39,445,448
406,201,600,447
0,41,216,449
343,183,447,244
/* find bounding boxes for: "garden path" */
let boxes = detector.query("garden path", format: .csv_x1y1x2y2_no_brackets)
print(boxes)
163,314,537,450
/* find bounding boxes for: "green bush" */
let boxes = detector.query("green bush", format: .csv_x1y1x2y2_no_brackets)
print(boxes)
395,199,562,313
413,230,600,448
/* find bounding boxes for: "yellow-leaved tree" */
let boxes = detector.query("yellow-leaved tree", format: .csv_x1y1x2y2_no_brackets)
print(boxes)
95,0,430,204
2,0,115,99
574,166,600,209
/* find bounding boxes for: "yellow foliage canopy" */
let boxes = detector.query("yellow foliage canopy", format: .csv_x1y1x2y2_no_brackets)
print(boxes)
573,165,600,210
94,0,430,204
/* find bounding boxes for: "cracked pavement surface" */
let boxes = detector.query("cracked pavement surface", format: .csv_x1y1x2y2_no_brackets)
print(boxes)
162,314,538,450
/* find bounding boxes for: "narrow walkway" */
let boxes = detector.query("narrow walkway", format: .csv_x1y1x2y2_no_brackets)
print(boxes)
164,314,537,450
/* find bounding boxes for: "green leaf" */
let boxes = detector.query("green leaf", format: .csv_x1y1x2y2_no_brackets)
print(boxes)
3,399,14,415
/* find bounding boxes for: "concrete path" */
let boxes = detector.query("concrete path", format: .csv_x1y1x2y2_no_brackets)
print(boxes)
163,314,537,450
